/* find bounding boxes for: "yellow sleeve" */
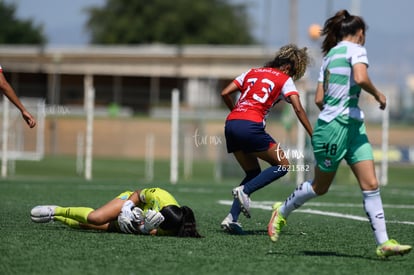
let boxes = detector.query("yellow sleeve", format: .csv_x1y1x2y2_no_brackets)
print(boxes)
139,188,179,212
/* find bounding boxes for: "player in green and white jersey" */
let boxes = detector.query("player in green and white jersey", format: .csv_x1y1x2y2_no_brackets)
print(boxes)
317,40,368,123
268,9,411,258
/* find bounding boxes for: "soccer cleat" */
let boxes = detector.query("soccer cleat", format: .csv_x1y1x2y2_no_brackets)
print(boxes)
376,239,412,258
228,222,245,235
220,216,232,231
30,205,58,223
267,202,286,242
221,216,244,235
232,186,251,218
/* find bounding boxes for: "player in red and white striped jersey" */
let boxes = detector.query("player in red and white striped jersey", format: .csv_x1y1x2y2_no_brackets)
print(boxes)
220,44,313,234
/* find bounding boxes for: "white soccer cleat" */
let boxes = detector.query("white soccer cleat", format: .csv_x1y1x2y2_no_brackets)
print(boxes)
220,216,232,231
232,186,251,218
220,216,244,235
30,205,58,223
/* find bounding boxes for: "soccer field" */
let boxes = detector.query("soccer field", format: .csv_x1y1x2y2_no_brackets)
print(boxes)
1,157,413,275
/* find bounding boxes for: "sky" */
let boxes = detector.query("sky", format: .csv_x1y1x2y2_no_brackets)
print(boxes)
5,0,414,85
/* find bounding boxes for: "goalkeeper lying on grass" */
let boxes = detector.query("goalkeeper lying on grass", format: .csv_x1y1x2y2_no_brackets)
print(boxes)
30,187,202,238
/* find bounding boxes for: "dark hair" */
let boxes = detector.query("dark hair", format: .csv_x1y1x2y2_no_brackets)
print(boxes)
160,205,202,238
264,44,310,81
321,9,367,55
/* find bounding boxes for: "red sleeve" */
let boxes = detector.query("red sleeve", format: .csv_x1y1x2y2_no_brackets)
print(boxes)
233,79,242,90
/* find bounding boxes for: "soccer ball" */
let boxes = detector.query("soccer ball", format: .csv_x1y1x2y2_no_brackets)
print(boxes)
308,24,321,40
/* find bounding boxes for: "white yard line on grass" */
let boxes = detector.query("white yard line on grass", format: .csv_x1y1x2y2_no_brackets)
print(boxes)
217,200,414,225
249,201,414,209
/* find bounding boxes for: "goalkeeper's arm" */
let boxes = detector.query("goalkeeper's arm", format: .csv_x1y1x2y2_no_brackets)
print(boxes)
118,189,143,220
125,189,142,205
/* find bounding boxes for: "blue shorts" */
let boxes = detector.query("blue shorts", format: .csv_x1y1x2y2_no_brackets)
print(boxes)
225,120,276,153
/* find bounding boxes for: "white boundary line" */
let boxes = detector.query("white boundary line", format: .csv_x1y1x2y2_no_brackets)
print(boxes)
217,200,414,225
253,201,414,209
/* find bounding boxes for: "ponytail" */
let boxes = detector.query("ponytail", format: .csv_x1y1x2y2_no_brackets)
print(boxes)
321,9,367,55
177,206,202,238
159,205,202,238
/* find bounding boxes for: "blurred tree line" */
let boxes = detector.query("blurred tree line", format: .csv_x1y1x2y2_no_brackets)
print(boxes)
2,0,255,45
0,1,46,44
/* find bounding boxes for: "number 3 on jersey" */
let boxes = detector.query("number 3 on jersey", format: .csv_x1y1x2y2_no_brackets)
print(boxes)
240,77,275,103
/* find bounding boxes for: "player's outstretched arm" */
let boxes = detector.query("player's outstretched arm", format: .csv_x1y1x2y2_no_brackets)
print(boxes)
0,72,36,128
289,94,313,137
353,63,386,110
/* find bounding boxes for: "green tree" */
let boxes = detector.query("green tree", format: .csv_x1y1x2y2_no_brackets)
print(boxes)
0,1,46,44
85,0,255,45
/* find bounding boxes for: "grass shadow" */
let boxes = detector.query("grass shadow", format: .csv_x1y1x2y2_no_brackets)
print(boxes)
266,249,382,261
217,229,270,236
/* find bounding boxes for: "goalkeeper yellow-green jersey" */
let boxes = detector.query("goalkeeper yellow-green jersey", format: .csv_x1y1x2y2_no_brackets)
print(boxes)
137,188,179,212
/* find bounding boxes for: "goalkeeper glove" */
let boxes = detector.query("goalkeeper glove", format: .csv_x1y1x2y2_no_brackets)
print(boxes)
139,209,165,234
131,207,145,225
119,200,135,220
118,215,139,234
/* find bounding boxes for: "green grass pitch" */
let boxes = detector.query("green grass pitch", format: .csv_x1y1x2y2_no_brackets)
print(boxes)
1,157,413,274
